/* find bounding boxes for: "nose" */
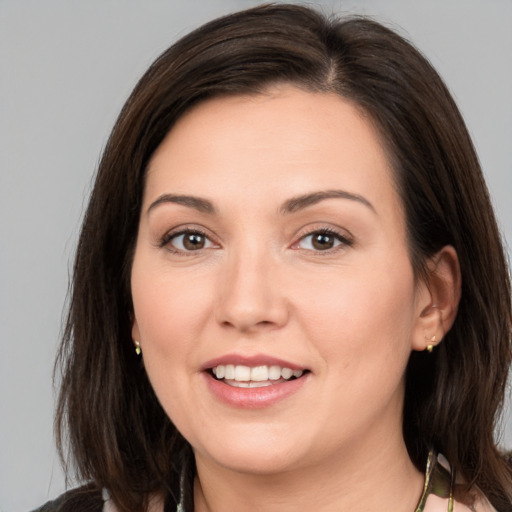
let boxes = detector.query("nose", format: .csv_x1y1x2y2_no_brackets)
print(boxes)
215,248,289,333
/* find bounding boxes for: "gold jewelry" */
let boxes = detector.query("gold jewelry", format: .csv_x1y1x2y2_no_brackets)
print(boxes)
426,335,436,353
134,340,141,356
415,451,454,512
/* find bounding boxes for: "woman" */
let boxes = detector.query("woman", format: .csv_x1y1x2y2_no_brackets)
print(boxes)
36,4,512,512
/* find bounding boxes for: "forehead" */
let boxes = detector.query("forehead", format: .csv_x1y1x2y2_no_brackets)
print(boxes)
145,85,401,218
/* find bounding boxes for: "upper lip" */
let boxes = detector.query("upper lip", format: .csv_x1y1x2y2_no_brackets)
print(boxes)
201,353,307,372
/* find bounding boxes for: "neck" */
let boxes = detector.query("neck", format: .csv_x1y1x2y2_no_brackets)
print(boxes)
193,434,424,512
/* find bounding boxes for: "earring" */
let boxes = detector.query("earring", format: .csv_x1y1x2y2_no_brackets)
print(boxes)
426,335,436,353
134,340,141,356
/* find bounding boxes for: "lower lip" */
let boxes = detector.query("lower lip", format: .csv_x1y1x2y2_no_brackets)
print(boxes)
203,372,309,409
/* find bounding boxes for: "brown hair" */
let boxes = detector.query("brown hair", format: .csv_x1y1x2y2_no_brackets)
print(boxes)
56,4,512,511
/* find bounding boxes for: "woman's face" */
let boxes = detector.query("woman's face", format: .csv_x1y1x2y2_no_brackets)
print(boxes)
131,86,431,475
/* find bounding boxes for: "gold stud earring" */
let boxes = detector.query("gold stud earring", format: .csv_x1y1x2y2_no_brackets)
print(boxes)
134,340,141,356
426,335,436,353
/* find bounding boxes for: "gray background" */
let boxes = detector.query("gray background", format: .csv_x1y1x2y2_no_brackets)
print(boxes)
1,1,511,510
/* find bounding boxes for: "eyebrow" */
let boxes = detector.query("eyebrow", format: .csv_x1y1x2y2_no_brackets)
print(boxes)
146,189,376,216
147,194,216,215
279,190,376,214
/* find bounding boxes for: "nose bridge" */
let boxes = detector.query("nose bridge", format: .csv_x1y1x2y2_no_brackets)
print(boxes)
216,239,288,331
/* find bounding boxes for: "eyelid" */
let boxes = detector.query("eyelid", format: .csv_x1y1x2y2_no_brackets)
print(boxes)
157,223,352,254
291,226,354,252
159,225,220,253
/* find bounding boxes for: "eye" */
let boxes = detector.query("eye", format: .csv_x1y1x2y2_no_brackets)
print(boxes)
163,229,215,252
296,229,351,252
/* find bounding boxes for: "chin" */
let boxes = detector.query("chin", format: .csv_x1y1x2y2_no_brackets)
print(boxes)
210,447,300,475
192,426,308,475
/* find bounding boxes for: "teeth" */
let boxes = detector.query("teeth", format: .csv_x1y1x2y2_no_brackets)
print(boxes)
215,365,225,379
281,367,293,379
250,365,269,381
234,365,251,381
226,380,274,388
212,364,304,382
268,365,282,380
224,364,235,379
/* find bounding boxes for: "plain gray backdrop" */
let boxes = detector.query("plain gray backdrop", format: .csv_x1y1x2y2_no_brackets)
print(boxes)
1,1,511,510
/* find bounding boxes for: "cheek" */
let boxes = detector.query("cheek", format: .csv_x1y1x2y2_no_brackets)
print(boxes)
131,259,213,350
303,271,416,439
297,261,417,382
130,258,216,416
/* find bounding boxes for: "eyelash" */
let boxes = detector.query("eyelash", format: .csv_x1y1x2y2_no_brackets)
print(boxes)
294,227,353,254
159,227,214,254
159,227,353,255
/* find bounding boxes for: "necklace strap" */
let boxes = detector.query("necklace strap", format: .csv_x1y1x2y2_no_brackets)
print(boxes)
415,451,454,512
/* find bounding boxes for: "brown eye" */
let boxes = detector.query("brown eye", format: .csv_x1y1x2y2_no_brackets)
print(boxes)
312,233,336,250
167,230,214,252
297,230,349,252
183,233,206,250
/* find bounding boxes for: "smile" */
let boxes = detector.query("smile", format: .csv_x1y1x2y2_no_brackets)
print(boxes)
211,364,305,387
203,357,310,408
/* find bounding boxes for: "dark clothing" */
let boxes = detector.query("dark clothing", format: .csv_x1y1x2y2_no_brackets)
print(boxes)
31,485,103,512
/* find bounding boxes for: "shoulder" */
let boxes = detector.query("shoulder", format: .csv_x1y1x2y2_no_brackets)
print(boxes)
30,484,104,512
454,493,498,512
423,492,497,512
424,453,500,512
31,487,166,512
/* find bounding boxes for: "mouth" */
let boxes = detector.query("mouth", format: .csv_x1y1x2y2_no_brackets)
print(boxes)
209,364,309,388
201,355,311,407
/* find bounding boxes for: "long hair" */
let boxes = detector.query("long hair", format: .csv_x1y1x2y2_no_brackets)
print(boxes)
56,4,512,511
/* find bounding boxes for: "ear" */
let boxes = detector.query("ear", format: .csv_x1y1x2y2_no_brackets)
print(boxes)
411,245,461,351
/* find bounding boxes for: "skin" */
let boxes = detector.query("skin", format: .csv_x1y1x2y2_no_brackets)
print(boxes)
131,85,460,512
